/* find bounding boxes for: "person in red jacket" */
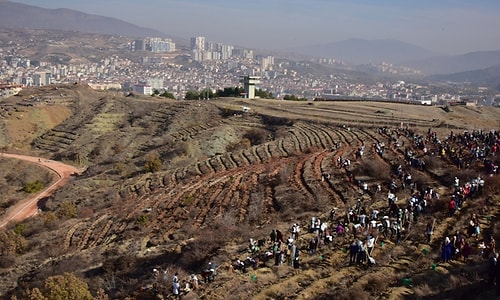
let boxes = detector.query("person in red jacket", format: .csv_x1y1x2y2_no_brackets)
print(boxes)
448,197,456,217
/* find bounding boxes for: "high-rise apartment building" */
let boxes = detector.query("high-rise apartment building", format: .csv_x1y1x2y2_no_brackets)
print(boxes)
190,36,206,51
134,39,146,51
33,72,51,86
149,38,176,53
260,56,275,71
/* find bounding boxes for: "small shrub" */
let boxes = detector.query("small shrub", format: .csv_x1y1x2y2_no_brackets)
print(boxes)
0,230,28,255
135,214,149,225
144,154,162,173
181,194,195,207
23,180,44,193
42,212,59,229
40,272,93,300
57,201,78,219
13,223,26,236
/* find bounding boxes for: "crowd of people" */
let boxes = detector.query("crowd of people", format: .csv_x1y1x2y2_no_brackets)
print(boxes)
148,126,498,298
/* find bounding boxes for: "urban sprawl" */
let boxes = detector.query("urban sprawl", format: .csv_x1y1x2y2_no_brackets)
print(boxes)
0,35,498,106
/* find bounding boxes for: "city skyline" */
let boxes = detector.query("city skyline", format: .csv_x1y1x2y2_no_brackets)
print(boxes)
11,0,500,55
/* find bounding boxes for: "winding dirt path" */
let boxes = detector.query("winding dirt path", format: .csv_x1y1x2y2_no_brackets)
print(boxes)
0,153,82,229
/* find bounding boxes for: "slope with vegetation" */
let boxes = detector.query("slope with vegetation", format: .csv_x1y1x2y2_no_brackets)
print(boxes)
0,84,499,299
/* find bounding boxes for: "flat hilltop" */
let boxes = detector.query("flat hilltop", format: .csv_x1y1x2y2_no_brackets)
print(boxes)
0,84,499,299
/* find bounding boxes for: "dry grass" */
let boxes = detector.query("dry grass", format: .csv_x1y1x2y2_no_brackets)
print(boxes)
413,283,434,297
1,85,500,299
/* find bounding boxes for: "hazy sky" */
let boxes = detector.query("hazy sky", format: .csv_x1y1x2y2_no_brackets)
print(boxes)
13,0,500,54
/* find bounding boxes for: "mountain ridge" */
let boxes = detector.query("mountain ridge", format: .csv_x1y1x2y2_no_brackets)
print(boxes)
289,38,442,65
290,38,500,76
405,50,500,75
0,1,166,38
426,63,500,86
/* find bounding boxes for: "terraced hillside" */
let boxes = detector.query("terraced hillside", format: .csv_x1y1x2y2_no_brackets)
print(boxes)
0,85,499,299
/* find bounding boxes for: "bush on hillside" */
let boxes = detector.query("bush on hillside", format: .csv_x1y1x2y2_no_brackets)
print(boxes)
23,180,44,193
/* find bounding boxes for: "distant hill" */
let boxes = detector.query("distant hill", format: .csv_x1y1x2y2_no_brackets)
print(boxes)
404,50,500,75
289,38,441,65
0,0,165,38
290,39,500,77
426,64,500,87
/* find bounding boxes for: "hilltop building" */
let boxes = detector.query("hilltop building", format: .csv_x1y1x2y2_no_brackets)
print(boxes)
133,84,153,95
240,75,260,99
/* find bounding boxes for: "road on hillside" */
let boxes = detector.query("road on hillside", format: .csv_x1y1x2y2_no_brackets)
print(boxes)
0,153,82,229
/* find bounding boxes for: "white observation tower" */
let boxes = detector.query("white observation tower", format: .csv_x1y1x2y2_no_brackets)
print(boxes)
240,75,260,99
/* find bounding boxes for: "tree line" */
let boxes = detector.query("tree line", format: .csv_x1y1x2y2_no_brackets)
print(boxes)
152,87,275,100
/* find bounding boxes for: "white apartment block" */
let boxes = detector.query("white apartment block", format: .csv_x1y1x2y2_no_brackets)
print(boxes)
33,72,51,86
191,36,206,51
133,84,153,95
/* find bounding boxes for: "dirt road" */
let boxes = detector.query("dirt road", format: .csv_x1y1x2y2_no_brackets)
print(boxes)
0,153,82,229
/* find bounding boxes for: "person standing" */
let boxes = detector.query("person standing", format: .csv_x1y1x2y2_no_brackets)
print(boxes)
489,253,498,286
441,237,452,263
349,240,359,264
172,280,181,299
270,229,277,243
367,234,375,256
191,274,199,290
425,222,433,244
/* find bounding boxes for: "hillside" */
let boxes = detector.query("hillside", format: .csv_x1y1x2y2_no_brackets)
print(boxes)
291,39,500,77
427,64,500,87
0,84,499,299
0,1,165,38
290,39,441,65
406,50,500,76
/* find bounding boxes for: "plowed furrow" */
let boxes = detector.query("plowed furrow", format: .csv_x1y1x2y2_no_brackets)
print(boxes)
252,146,264,163
336,128,353,145
197,160,211,175
88,218,113,248
215,155,230,171
311,122,336,147
299,123,326,149
218,174,243,215
229,153,244,167
302,152,321,201
287,130,303,153
359,127,382,144
123,193,152,220
224,153,241,169
149,191,169,211
294,127,314,149
63,222,81,251
256,145,270,162
292,154,316,200
319,151,346,207
242,149,257,164
265,143,274,159
263,185,275,220
78,214,108,250
278,138,291,157
213,156,227,172
238,151,251,165
205,160,216,173
238,173,257,222
193,184,225,228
